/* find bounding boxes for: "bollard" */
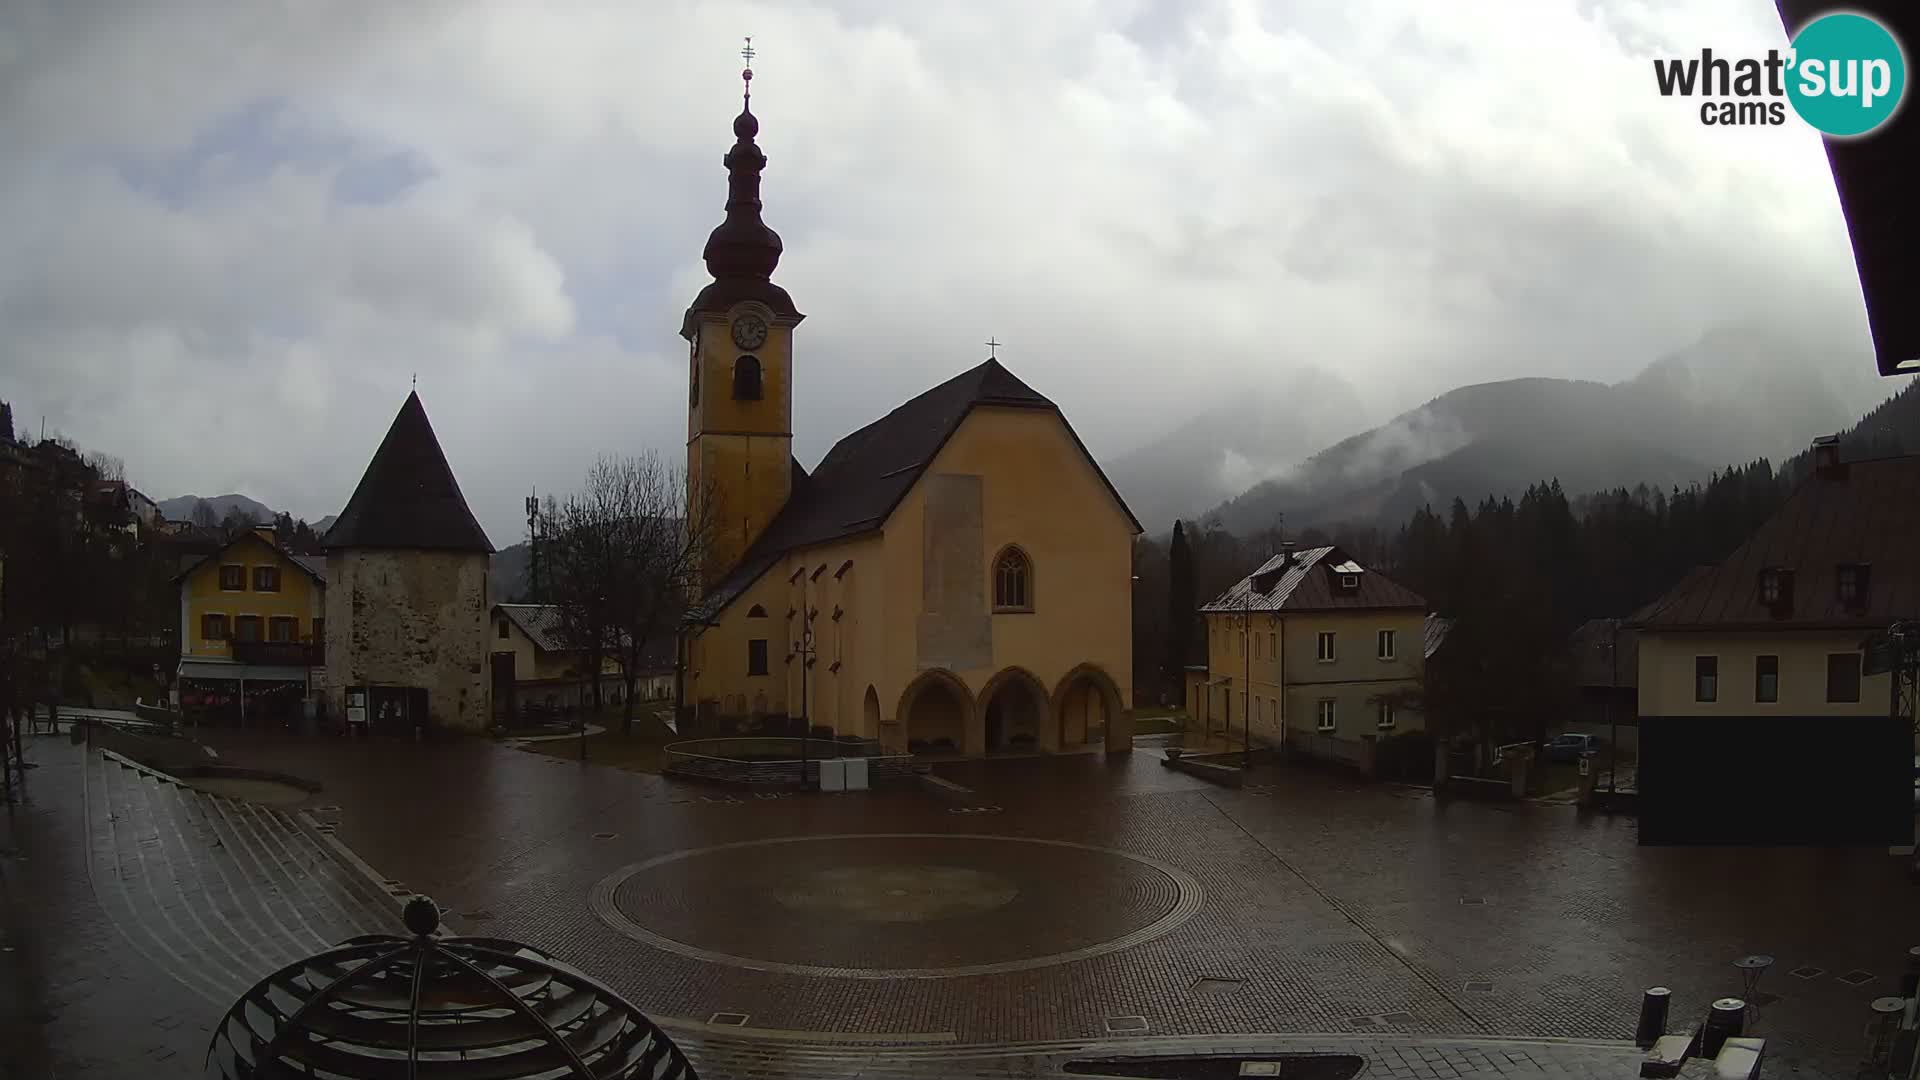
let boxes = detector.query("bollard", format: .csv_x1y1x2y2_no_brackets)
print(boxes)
1636,987,1672,1048
1900,945,1920,999
1702,998,1745,1059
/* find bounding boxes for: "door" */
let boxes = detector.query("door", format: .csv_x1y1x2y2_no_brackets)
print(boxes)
491,652,516,724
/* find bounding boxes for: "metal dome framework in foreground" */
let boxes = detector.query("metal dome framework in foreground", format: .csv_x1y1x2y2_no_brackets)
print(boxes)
207,898,696,1079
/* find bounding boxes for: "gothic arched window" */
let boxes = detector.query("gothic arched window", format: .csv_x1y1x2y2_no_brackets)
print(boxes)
732,355,762,400
992,545,1033,612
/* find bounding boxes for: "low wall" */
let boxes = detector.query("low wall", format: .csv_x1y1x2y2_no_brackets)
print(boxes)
664,737,915,787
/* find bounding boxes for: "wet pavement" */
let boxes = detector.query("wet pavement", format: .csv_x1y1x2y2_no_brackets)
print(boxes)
1,730,1914,1079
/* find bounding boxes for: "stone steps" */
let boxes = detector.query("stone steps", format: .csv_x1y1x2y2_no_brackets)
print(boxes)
83,752,400,1011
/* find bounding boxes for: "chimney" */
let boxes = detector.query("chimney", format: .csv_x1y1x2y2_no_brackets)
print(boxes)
1811,434,1842,477
1280,540,1296,567
252,524,277,545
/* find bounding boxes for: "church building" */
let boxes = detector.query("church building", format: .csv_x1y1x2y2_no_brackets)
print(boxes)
680,65,1141,757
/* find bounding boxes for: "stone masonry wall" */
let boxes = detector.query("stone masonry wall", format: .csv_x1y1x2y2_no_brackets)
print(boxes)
325,549,489,732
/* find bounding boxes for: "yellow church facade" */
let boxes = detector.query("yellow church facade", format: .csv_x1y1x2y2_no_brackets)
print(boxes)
678,75,1139,757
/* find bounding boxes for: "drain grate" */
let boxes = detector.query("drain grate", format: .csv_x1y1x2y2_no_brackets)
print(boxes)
1464,980,1495,994
1377,1011,1415,1024
1345,1015,1380,1028
707,1012,750,1026
1104,1015,1150,1033
1238,1064,1283,1077
593,832,617,840
1458,897,1486,906
458,910,495,921
1838,970,1876,986
1789,965,1825,980
1190,977,1245,995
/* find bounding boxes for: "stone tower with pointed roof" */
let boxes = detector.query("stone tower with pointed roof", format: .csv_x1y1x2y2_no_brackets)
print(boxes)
324,391,495,733
677,65,1143,760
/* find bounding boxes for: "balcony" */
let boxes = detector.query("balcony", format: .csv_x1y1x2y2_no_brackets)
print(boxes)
231,641,324,667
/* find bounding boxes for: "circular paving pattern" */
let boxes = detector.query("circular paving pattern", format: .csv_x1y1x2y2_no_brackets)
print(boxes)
588,833,1204,979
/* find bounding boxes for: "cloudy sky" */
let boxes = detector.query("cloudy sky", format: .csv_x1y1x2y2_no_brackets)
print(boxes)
0,0,1879,545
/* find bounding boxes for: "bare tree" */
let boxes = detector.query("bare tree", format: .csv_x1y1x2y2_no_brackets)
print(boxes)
545,454,716,734
83,451,125,483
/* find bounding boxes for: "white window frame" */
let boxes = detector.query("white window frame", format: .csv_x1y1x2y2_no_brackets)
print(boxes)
1316,698,1337,732
1316,631,1336,663
1377,629,1395,661
1377,700,1395,730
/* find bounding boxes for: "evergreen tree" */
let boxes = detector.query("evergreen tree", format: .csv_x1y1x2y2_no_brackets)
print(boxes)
1166,521,1195,693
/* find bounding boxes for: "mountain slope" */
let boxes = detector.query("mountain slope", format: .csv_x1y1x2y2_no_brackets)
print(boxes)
1201,327,1895,535
157,493,277,524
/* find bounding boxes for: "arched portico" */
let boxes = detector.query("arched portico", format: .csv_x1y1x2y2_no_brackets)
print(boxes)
897,669,975,756
977,667,1051,753
1052,663,1130,754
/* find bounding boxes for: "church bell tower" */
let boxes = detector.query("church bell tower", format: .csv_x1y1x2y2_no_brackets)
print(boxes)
684,40,804,589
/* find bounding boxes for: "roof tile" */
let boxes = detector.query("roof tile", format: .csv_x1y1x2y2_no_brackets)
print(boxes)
1632,455,1920,631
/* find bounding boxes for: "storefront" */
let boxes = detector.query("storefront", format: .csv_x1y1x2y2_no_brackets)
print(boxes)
176,660,318,727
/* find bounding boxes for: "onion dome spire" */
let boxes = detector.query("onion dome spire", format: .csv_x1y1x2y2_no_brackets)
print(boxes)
682,36,803,339
702,36,782,282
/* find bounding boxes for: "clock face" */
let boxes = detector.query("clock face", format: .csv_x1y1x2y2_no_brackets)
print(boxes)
731,314,769,350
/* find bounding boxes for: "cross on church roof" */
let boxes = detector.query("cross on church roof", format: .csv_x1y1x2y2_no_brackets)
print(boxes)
741,36,754,100
985,337,1002,359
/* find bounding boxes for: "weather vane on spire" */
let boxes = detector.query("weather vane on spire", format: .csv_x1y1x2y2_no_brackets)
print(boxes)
741,36,755,102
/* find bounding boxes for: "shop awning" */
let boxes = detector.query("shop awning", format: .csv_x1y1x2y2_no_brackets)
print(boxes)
177,660,314,683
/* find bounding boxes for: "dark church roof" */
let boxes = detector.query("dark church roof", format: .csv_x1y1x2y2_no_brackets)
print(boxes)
1775,0,1920,376
699,357,1141,616
325,392,494,553
1630,453,1920,631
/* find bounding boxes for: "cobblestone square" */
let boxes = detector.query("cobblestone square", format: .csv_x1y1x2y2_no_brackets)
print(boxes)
3,732,1914,1079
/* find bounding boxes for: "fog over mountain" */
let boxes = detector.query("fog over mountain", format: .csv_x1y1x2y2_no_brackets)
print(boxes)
1106,365,1370,532
1166,323,1898,537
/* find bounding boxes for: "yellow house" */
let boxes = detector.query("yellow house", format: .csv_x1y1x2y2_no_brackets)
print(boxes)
1196,545,1429,765
173,525,326,722
1628,439,1918,845
1633,445,1917,728
489,603,672,714
677,81,1140,757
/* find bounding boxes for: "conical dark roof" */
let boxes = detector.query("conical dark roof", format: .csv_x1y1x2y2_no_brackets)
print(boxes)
325,392,493,553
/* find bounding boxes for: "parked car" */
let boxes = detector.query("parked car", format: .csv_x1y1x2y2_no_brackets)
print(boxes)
1546,733,1600,763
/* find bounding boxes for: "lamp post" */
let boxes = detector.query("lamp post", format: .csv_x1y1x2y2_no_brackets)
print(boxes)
1607,621,1619,797
792,573,817,786
1242,591,1254,771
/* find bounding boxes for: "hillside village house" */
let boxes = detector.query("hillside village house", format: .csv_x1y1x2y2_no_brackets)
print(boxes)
1629,436,1919,843
490,602,673,719
173,526,326,724
678,71,1140,757
1192,545,1431,771
324,392,494,735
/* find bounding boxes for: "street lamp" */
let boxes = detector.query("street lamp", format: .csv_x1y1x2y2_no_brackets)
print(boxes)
791,569,818,786
1606,621,1619,797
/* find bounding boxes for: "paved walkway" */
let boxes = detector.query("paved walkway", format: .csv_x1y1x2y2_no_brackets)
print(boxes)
3,731,1915,1078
